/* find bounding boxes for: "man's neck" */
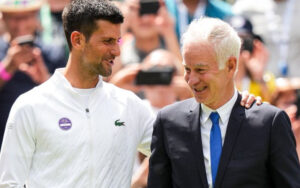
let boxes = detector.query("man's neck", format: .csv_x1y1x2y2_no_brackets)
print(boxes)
63,55,99,89
206,87,235,110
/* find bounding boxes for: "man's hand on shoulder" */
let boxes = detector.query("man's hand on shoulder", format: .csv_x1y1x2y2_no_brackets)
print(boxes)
240,90,262,108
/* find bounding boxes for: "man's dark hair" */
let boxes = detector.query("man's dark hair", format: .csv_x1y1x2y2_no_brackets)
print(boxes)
62,0,124,50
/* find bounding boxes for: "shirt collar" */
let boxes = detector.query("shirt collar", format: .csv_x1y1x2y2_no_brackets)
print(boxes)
53,68,104,94
201,89,238,125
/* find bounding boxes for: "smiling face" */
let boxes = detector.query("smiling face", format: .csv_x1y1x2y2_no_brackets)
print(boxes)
80,20,121,77
183,41,236,109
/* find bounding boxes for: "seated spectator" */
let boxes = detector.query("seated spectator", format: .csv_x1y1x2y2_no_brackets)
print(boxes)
270,77,300,157
0,0,67,148
120,0,182,74
226,15,276,102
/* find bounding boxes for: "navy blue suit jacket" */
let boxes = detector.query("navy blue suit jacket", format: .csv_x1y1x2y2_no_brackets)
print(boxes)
148,94,300,188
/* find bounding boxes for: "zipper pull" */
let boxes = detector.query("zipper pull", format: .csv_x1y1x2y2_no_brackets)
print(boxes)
85,108,90,118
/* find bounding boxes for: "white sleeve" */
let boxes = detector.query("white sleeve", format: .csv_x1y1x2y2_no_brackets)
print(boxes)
0,96,36,187
136,100,156,157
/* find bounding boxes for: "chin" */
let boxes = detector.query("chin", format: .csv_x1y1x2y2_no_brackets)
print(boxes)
194,96,204,103
97,67,112,77
100,72,111,77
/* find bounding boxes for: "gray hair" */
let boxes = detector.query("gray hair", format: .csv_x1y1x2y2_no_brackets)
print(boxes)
181,17,241,70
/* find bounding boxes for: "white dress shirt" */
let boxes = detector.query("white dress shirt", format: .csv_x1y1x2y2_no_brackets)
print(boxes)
200,90,238,188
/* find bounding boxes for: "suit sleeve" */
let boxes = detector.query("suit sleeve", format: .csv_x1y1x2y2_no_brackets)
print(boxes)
269,110,300,187
147,111,172,188
0,97,36,187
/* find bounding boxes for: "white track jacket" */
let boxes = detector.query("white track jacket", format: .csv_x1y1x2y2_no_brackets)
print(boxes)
0,69,155,188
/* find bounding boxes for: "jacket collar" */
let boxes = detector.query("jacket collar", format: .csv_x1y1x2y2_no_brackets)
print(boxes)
188,99,209,188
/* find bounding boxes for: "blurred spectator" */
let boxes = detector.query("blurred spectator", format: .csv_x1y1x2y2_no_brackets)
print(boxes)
233,0,300,77
270,77,300,157
40,0,70,54
137,49,191,109
120,0,182,74
226,15,276,101
165,0,233,41
0,0,67,148
111,49,190,99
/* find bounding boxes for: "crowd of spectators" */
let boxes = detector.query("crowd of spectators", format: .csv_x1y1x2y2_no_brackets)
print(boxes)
0,0,299,187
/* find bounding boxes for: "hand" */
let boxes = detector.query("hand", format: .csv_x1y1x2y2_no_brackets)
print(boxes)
1,42,36,75
240,90,262,108
124,0,139,24
109,65,141,92
18,47,50,84
117,0,138,34
155,1,175,37
244,39,269,82
131,158,149,188
292,118,300,138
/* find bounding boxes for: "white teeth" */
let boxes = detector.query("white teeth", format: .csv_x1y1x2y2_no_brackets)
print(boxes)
194,87,206,92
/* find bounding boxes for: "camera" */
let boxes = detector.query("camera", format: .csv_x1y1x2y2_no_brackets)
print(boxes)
15,35,35,47
135,66,175,85
139,0,160,16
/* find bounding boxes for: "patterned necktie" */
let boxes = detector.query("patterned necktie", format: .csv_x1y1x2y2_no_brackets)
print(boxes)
210,112,222,187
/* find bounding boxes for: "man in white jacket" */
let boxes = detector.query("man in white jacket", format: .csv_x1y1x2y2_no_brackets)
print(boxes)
0,0,155,187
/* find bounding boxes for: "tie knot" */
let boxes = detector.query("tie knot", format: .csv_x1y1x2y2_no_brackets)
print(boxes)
209,112,220,124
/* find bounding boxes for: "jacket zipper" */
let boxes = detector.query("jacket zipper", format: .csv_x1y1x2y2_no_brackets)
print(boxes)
86,107,94,187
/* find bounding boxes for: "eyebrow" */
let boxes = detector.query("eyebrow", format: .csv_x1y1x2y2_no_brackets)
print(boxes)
194,64,209,68
101,35,121,39
182,63,209,68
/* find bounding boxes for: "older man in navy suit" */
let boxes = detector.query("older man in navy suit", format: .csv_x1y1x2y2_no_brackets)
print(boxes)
147,17,300,188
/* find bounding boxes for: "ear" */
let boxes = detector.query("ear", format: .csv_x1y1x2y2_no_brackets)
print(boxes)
226,56,237,74
70,31,85,50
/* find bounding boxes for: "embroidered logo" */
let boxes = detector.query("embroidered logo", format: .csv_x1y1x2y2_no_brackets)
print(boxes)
58,118,72,130
115,119,125,126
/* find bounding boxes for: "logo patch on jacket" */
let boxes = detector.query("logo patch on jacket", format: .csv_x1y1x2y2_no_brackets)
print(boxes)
115,119,125,126
58,118,72,130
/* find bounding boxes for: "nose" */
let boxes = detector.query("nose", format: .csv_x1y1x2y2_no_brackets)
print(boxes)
111,43,120,57
185,71,200,86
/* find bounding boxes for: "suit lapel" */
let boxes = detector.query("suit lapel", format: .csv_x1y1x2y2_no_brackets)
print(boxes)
187,100,209,188
214,94,245,188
